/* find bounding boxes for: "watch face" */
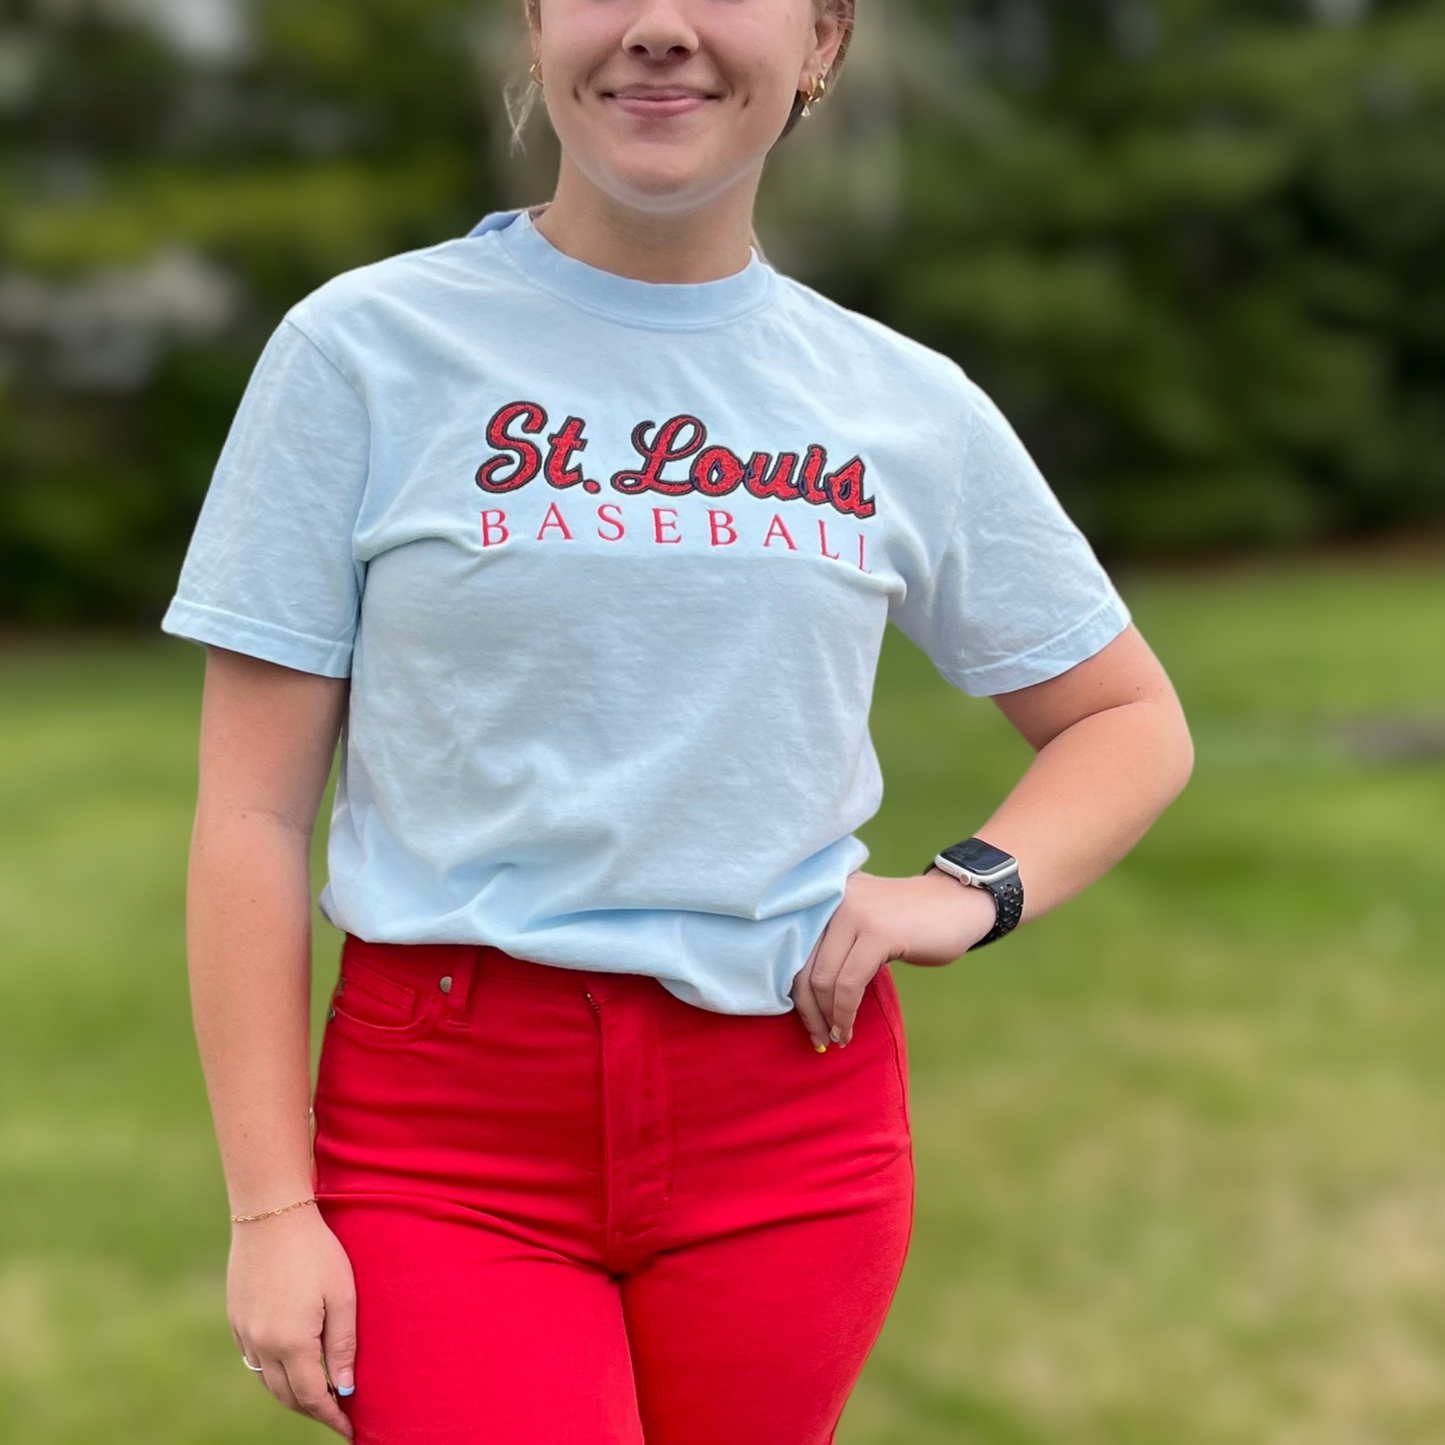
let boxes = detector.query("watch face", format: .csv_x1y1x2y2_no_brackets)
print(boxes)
942,838,1014,873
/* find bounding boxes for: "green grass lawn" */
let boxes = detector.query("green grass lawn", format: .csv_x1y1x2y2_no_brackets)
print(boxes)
3,557,1444,1444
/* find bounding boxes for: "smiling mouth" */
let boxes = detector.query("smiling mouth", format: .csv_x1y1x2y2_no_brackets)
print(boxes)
603,89,721,117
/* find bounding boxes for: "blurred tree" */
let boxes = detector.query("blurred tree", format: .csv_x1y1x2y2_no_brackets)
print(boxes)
2,0,1444,622
0,0,505,624
788,0,1445,551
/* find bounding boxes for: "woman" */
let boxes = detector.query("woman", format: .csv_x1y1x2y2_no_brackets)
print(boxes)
162,1,1194,1441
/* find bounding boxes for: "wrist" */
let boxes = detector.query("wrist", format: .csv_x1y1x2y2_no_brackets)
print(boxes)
923,836,1024,949
228,1184,317,1223
919,866,999,949
228,1111,318,1223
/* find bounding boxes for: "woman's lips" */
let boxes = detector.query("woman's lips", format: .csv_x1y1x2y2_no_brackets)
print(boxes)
605,93,715,119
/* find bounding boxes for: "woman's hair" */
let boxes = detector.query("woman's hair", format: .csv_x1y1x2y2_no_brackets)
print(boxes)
503,0,857,157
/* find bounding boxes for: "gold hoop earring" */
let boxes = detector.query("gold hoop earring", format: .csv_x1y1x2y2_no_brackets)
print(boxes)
529,57,542,85
800,70,827,117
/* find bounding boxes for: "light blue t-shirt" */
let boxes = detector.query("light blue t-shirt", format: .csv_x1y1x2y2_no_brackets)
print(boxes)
161,205,1130,1015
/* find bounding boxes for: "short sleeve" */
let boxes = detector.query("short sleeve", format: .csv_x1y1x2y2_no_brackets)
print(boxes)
889,375,1131,696
159,316,370,677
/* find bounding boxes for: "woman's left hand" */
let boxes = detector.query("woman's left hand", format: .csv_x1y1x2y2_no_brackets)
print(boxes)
790,869,998,1051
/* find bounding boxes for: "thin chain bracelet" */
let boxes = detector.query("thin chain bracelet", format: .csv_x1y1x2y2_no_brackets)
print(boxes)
231,1196,317,1224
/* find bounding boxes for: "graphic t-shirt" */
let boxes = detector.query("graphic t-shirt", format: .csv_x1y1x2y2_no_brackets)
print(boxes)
160,205,1131,1015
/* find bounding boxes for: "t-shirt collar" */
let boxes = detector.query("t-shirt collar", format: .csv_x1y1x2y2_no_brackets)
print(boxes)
468,205,775,329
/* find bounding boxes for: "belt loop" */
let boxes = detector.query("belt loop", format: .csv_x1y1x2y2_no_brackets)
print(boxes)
440,945,476,1023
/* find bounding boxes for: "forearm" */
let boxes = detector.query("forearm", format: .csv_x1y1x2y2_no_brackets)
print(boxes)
187,807,317,1216
974,696,1193,924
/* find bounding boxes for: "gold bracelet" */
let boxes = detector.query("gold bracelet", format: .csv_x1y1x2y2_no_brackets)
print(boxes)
231,1196,317,1224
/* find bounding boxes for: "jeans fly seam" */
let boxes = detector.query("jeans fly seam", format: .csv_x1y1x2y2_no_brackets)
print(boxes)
585,990,615,1262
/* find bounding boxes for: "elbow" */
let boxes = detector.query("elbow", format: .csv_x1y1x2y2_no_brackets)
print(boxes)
1163,702,1195,804
1127,691,1194,810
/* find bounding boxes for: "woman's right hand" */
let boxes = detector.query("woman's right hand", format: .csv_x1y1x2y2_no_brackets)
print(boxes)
227,1205,357,1440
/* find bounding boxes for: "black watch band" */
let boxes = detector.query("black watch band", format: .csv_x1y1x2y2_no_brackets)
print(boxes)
969,871,1024,948
921,837,1024,950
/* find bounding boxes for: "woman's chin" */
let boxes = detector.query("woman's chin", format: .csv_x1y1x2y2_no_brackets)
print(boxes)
593,162,721,214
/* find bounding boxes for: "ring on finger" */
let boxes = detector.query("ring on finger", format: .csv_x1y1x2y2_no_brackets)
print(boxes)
242,1355,265,1373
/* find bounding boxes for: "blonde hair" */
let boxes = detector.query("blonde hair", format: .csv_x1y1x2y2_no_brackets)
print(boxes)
503,0,856,156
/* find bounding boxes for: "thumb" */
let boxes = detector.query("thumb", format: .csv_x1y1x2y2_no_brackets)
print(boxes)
322,1283,358,1398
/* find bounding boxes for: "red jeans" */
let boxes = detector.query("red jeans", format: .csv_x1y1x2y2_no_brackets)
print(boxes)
311,935,915,1444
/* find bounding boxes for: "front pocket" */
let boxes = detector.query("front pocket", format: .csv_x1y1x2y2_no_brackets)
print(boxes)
870,965,912,1135
335,956,418,1028
326,953,450,1047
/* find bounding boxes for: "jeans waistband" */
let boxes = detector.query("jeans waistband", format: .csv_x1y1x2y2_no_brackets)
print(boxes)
340,933,652,1021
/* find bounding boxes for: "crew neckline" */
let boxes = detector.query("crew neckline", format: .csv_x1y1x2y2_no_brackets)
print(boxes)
468,206,776,330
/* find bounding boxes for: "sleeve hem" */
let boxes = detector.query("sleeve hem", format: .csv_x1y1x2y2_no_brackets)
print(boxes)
159,597,354,678
945,591,1133,697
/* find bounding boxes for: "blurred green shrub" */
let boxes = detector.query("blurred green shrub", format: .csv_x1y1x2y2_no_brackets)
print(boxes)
2,0,1444,623
821,0,1445,552
0,0,501,624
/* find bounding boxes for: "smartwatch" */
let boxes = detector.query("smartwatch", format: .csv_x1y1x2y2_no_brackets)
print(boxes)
921,836,1023,950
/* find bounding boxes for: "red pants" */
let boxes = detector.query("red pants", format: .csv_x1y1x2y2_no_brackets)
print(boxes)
311,935,915,1444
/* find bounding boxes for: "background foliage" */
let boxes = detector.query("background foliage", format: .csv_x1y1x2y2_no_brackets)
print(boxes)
2,0,1444,622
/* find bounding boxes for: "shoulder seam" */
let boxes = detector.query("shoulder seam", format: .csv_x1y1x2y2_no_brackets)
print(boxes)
279,315,366,404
